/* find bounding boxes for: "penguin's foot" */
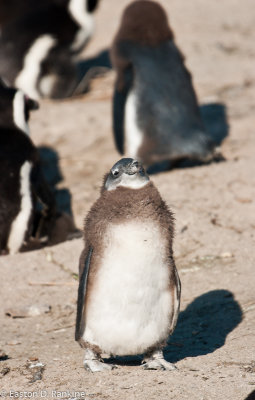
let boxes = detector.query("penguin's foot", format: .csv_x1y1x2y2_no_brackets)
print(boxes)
142,358,176,371
83,348,117,372
83,359,116,372
142,349,177,371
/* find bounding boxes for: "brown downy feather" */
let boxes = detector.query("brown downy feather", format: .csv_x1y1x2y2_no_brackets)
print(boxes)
80,182,175,279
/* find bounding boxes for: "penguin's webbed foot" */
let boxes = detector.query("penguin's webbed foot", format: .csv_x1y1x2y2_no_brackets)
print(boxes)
142,349,177,371
83,359,117,372
142,358,176,371
83,348,117,372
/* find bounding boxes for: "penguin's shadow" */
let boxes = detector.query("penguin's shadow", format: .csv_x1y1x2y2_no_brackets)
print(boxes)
148,102,229,174
105,289,242,367
74,49,112,95
200,102,229,146
38,146,73,216
165,289,242,363
244,390,255,400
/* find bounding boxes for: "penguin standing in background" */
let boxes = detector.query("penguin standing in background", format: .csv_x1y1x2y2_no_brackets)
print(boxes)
0,0,100,99
0,80,56,254
75,158,181,371
111,0,215,169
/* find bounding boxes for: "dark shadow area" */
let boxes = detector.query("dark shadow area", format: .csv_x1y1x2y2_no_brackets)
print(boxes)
244,390,255,400
105,355,142,367
200,103,229,146
168,151,226,171
0,353,9,361
165,289,242,363
147,152,225,174
77,49,112,76
19,146,82,252
38,146,73,217
147,160,172,175
74,49,112,95
147,102,229,174
24,145,82,249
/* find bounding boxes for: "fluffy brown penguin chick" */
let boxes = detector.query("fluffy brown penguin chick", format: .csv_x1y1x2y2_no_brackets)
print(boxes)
75,158,181,372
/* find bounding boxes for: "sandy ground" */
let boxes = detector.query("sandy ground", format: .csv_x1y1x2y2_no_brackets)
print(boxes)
1,0,255,399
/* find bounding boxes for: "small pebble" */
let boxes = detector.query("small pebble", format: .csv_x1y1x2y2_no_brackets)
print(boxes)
7,340,21,346
5,304,51,318
28,357,39,361
220,252,233,258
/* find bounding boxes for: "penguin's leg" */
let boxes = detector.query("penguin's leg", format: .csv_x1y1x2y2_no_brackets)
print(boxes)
83,348,117,372
142,349,177,371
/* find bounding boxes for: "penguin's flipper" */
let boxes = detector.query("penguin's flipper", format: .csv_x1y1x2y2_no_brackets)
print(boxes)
169,263,181,335
113,66,133,154
75,246,93,344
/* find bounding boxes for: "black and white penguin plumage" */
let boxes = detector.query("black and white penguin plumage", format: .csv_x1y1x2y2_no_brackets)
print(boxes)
75,158,181,371
0,77,39,135
0,80,56,254
0,0,100,99
111,0,215,168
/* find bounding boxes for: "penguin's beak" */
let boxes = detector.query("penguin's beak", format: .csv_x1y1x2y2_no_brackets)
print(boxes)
127,160,147,177
127,160,140,175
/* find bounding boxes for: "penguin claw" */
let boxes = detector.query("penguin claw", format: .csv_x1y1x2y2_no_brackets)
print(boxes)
83,359,117,372
142,359,177,371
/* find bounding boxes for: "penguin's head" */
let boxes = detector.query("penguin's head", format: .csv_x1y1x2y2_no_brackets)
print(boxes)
114,0,173,47
104,158,150,191
0,78,39,135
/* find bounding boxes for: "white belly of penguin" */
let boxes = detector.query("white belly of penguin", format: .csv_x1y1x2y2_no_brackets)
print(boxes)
124,90,143,159
7,161,32,255
83,221,172,356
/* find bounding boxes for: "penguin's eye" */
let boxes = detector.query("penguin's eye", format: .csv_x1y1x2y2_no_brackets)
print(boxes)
112,169,119,177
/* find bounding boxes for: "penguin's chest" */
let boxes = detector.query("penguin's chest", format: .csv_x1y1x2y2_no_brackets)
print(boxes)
83,221,172,356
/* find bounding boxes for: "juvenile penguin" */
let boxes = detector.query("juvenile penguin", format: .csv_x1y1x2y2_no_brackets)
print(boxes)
0,80,56,254
75,158,181,371
0,0,100,99
111,1,215,169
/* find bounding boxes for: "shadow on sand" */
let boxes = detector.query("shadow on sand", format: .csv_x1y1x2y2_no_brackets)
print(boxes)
74,49,112,95
19,146,81,252
244,390,255,400
165,289,242,363
200,103,228,146
38,146,74,217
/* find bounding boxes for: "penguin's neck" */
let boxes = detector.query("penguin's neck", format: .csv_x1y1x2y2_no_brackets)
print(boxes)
105,182,162,219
